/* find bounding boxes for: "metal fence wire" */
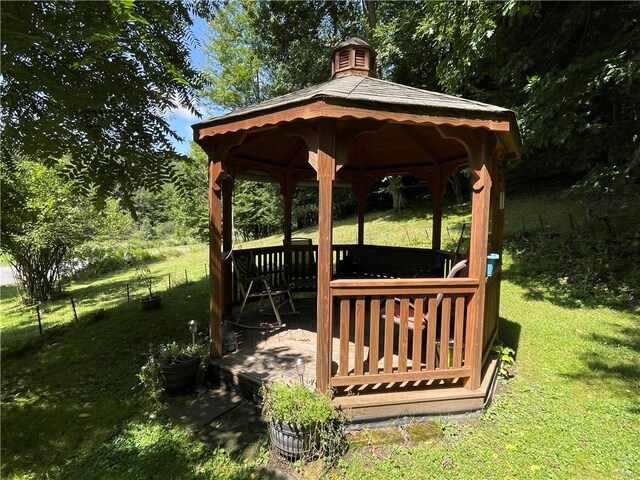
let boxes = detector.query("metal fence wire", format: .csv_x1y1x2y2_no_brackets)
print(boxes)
4,263,210,350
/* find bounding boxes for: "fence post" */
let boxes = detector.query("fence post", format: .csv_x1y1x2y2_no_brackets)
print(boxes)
205,264,208,278
126,283,130,302
70,296,79,323
569,213,575,231
168,273,171,289
538,214,545,232
184,269,188,284
36,304,43,335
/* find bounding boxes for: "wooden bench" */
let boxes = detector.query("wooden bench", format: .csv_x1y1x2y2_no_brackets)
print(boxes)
335,246,447,279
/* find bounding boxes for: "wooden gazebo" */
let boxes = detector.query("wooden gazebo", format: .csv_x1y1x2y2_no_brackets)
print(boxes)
193,38,521,418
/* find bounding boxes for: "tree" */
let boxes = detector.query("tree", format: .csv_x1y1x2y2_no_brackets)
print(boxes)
374,1,640,188
201,0,361,111
233,181,283,241
1,1,210,202
1,158,125,303
200,0,268,111
127,142,209,241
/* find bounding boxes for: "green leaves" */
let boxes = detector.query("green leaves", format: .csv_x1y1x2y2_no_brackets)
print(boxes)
1,1,208,199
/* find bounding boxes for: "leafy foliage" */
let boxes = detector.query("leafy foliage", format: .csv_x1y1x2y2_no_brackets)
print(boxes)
375,1,640,185
138,341,209,403
201,0,361,111
261,380,336,428
1,1,209,201
131,143,209,242
0,157,125,303
233,180,283,241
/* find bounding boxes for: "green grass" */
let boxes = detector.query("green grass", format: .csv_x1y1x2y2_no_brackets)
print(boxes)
338,278,639,479
0,244,209,353
1,188,638,479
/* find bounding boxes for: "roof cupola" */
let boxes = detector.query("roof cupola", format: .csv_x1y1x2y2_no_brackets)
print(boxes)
330,37,376,79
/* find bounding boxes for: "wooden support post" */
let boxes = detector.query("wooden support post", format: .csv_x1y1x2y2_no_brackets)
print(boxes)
281,177,295,268
222,176,234,317
70,296,78,323
36,304,42,335
352,179,370,246
489,155,505,347
316,119,336,393
209,157,224,359
465,133,494,390
431,171,444,251
491,160,505,255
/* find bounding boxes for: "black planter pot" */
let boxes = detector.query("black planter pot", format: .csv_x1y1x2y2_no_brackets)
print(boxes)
141,295,162,310
269,420,319,461
157,356,200,395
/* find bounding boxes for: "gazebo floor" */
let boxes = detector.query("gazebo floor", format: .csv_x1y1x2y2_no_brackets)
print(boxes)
210,297,500,422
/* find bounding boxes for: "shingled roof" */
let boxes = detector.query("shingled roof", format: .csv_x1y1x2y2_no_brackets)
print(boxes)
193,74,514,129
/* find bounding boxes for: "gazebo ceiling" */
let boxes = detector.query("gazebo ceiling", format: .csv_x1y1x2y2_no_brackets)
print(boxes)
193,37,522,181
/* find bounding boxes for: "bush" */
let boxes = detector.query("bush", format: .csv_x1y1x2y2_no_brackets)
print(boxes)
261,381,337,428
71,244,161,279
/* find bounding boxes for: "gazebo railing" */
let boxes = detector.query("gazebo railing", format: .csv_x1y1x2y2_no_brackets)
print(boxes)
226,244,460,305
328,277,478,389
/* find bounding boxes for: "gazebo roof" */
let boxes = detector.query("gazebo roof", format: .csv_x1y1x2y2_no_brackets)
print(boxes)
193,37,522,161
194,74,514,130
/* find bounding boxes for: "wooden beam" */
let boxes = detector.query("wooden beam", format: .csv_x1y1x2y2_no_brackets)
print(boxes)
350,178,373,245
316,119,336,393
400,125,440,164
330,368,472,387
465,132,495,389
208,157,224,359
431,171,444,250
222,176,234,318
195,100,513,139
281,174,297,265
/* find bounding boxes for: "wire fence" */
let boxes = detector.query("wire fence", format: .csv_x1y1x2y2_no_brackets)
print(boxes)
2,262,211,352
5,203,633,352
503,205,633,239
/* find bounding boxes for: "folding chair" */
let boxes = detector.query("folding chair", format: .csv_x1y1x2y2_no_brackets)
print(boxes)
231,250,296,328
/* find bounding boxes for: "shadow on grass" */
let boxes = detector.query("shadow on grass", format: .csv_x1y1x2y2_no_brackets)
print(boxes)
498,316,522,358
1,278,212,478
560,325,640,407
502,232,640,315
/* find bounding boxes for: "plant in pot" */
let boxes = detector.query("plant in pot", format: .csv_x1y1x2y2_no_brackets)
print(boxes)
261,379,344,462
136,267,162,310
138,339,208,399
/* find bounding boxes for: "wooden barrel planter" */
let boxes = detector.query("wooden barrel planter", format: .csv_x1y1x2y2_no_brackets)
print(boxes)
269,421,319,461
157,355,200,395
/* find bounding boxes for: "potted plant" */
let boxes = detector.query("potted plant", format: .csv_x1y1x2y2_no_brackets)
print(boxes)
138,341,208,397
136,267,162,310
261,380,342,461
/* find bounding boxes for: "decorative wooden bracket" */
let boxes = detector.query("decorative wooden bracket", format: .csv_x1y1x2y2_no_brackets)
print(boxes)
284,121,319,171
335,120,385,172
208,132,247,190
435,125,496,192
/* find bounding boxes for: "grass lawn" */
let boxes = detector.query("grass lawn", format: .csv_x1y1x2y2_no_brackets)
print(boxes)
1,188,638,479
0,244,210,353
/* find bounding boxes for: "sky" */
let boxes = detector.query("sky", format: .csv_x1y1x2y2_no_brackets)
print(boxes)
164,16,221,155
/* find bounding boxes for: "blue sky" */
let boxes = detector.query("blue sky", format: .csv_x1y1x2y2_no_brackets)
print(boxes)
165,16,222,155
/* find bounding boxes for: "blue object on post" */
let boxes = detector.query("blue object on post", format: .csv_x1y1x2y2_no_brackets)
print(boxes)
486,253,500,277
